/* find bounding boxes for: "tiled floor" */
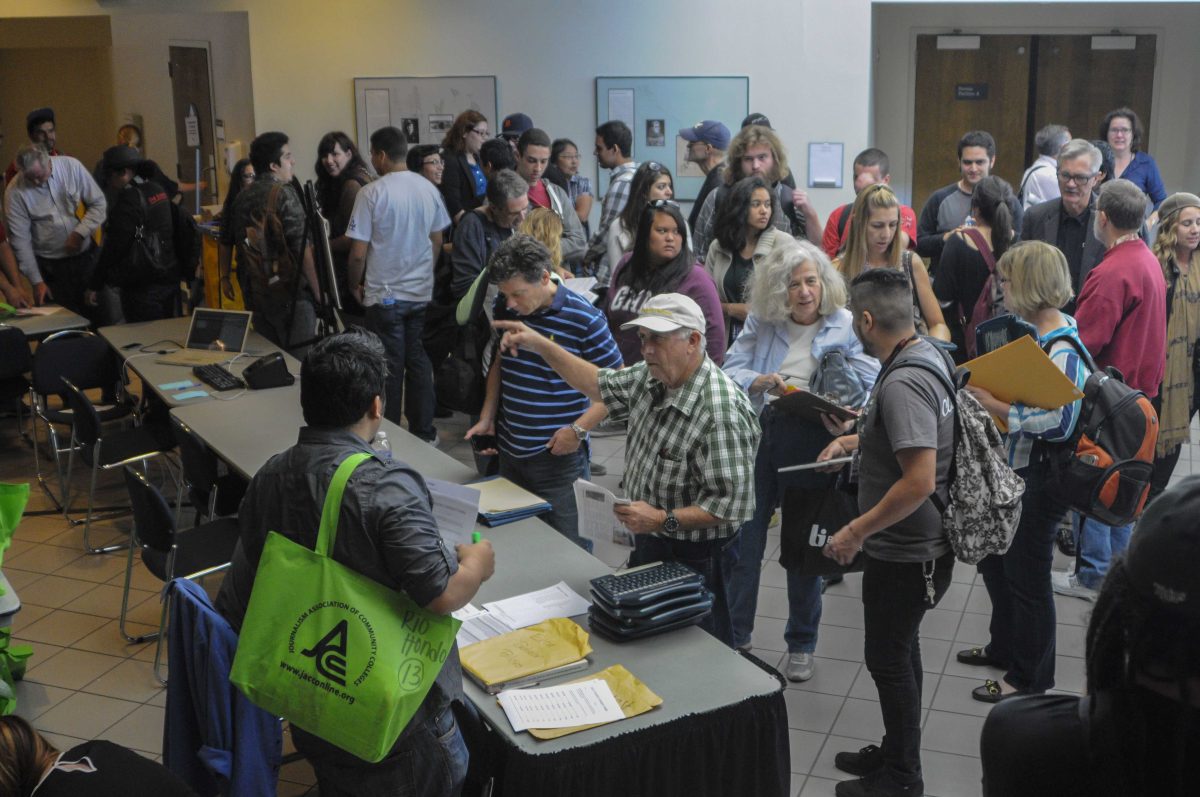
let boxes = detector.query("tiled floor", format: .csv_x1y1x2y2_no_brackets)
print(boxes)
3,404,1198,797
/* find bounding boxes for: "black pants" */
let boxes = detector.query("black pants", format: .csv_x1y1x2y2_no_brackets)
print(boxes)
38,251,98,323
122,282,180,322
861,550,954,786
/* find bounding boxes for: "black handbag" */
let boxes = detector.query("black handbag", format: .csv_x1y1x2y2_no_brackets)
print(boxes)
435,321,489,415
779,486,864,577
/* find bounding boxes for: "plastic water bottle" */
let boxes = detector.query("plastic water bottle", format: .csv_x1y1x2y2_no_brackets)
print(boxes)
372,430,392,462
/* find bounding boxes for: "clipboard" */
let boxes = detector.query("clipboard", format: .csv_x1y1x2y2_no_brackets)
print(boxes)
963,334,1084,431
771,388,859,424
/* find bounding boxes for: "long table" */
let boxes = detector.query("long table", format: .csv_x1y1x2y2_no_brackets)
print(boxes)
169,361,790,796
7,306,90,339
99,317,299,408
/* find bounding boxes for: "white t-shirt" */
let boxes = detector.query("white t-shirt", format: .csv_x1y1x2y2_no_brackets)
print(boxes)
777,318,821,391
346,170,450,305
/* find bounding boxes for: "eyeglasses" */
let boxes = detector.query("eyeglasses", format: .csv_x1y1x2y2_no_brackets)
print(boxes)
647,199,680,210
1058,171,1096,184
1108,126,1132,135
423,158,444,167
470,127,490,136
241,172,255,182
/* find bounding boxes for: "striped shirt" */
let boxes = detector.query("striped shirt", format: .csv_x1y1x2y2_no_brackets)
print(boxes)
598,357,760,541
1004,321,1089,470
494,285,622,458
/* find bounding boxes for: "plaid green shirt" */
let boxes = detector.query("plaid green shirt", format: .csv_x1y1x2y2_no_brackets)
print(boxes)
598,358,760,541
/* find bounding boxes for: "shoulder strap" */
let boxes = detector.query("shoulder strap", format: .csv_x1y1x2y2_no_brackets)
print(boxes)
836,204,852,239
961,227,996,273
266,182,284,215
1041,333,1097,374
879,350,958,512
1018,162,1050,196
315,452,373,556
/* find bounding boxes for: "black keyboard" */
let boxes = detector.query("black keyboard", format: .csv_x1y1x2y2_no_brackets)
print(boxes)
192,364,244,392
590,561,705,608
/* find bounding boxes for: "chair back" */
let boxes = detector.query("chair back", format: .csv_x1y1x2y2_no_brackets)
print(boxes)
0,325,31,379
171,416,218,501
123,467,177,553
60,379,103,452
31,330,119,401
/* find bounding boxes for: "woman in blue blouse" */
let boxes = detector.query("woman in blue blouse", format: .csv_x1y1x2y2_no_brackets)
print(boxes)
723,240,878,681
955,241,1089,704
1100,107,1166,210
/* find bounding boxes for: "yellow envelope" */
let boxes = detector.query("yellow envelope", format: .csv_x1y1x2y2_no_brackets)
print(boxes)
527,664,663,740
470,477,550,515
964,335,1084,431
460,618,592,687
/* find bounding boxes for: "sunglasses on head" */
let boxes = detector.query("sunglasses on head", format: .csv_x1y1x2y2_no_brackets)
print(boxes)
647,198,680,210
645,161,665,173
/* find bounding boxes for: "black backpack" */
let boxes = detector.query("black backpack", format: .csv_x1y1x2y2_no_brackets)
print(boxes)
1041,336,1159,526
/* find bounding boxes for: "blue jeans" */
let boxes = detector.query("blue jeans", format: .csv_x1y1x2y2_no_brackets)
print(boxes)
977,462,1064,692
1075,514,1132,590
499,443,590,550
728,407,829,652
366,300,435,441
629,532,740,646
862,551,954,787
295,701,467,797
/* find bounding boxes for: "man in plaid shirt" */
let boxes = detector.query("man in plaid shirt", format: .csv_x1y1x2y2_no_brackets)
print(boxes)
494,293,759,645
582,120,638,282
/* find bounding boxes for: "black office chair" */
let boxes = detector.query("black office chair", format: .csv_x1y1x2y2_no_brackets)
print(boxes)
61,378,174,554
171,416,247,526
29,330,136,511
0,325,31,440
121,467,241,684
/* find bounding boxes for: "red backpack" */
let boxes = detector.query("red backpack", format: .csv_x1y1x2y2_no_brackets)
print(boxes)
960,227,1003,359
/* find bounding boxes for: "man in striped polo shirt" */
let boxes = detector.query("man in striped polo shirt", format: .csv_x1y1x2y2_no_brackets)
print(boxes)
465,235,622,548
494,293,759,646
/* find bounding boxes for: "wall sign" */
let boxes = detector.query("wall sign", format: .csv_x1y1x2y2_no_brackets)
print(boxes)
956,83,989,100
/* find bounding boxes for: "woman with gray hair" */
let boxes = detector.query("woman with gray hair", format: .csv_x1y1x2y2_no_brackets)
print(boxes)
723,239,879,680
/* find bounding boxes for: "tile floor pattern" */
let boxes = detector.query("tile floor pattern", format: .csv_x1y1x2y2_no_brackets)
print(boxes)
3,404,1199,797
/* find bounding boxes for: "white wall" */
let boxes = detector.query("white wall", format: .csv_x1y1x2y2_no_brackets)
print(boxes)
3,0,876,221
873,2,1200,205
108,11,254,202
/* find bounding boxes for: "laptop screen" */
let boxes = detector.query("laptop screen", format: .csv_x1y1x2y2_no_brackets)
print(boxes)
186,309,250,352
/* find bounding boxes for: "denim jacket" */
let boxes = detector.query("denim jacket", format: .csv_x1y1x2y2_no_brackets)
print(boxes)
722,307,880,411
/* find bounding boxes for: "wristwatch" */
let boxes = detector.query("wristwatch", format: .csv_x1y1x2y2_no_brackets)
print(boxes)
662,510,680,534
570,422,589,441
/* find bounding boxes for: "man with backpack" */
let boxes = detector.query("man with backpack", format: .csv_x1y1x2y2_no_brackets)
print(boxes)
85,145,179,322
817,268,956,797
1055,179,1166,601
218,131,321,355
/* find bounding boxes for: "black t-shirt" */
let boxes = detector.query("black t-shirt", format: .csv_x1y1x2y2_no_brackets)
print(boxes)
36,740,198,796
724,251,754,305
689,165,725,232
981,689,1200,797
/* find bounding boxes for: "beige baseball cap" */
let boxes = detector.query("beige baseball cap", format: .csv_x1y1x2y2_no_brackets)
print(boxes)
620,293,706,335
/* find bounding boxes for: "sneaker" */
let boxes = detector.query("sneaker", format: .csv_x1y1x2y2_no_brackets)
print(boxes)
591,418,626,437
590,461,608,476
785,652,815,682
834,744,883,777
422,433,441,449
835,770,923,797
1051,571,1097,601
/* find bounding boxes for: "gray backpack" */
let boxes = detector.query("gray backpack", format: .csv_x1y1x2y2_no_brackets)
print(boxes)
889,349,1025,565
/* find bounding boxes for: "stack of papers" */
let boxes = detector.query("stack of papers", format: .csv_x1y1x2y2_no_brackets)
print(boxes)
451,603,515,648
497,678,625,731
468,476,551,526
519,664,664,740
460,617,592,693
573,479,635,567
426,479,481,546
451,582,589,649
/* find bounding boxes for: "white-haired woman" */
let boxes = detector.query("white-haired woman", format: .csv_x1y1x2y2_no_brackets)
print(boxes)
723,239,879,680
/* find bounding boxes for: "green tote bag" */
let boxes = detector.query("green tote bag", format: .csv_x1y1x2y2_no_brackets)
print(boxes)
229,453,461,763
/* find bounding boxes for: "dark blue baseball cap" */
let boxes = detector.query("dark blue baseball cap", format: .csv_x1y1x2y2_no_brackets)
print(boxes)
678,120,731,151
500,113,534,140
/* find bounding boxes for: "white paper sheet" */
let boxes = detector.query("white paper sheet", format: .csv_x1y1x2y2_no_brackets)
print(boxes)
808,142,844,188
451,603,516,648
574,478,635,568
15,306,62,316
426,478,481,547
607,88,635,130
497,678,626,731
483,582,591,630
563,277,598,305
364,89,392,140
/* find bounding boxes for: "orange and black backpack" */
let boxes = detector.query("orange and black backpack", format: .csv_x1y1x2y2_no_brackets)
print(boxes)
1043,336,1159,525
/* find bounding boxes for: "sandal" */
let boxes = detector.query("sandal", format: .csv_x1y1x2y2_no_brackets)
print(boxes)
956,646,1004,667
972,679,1021,703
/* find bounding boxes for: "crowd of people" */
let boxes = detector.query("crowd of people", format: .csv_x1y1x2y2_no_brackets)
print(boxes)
5,100,1200,797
